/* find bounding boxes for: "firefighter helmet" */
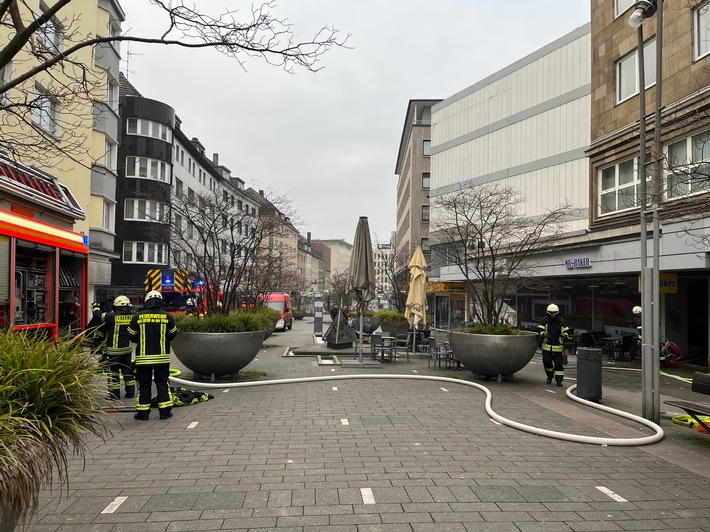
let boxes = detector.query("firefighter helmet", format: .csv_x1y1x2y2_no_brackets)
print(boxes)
546,303,559,316
144,290,164,308
113,295,130,307
185,298,195,306
633,305,642,315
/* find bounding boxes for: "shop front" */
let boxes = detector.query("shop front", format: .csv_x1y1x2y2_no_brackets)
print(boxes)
0,155,89,339
426,282,467,330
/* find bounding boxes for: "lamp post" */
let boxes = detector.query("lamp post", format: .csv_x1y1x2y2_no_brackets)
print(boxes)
628,0,662,424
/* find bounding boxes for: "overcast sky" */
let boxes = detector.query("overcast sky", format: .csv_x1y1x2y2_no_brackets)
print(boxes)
120,0,590,245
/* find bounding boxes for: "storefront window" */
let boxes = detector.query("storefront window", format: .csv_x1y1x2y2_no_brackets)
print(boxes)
0,237,9,328
14,242,52,325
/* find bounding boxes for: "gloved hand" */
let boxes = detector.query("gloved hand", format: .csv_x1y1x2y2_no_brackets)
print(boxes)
92,301,101,311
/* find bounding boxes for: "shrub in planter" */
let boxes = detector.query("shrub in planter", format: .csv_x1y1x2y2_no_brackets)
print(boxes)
0,331,106,530
373,309,409,336
173,311,271,379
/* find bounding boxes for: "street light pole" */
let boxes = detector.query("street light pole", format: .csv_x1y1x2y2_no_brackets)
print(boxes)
628,0,661,423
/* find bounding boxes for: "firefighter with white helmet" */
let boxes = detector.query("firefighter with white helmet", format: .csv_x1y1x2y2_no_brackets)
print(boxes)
632,305,643,346
97,295,136,400
184,297,203,318
537,303,571,386
127,290,177,420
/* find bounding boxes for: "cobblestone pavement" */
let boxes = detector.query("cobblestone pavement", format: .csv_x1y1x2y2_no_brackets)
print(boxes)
24,318,710,531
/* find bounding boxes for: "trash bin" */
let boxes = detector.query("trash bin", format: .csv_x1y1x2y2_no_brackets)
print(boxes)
576,347,602,402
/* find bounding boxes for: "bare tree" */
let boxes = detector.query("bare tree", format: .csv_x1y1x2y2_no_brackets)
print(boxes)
431,183,571,326
169,186,295,315
0,0,348,164
325,270,351,311
373,245,408,311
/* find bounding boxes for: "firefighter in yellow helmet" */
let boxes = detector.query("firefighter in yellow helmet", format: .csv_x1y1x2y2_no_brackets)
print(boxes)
127,290,177,420
98,295,136,400
537,303,571,387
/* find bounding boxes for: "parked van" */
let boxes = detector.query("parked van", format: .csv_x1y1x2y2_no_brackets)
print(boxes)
261,293,293,331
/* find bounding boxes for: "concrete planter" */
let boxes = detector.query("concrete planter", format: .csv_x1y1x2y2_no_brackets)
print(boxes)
172,330,264,380
0,503,15,532
449,330,538,380
292,310,307,320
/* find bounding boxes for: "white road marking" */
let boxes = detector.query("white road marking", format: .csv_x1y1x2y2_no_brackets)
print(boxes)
440,388,449,392
332,386,338,391
187,422,199,429
360,487,376,504
331,368,336,372
412,370,418,373
101,496,127,514
596,486,628,502
222,389,229,393
341,419,349,426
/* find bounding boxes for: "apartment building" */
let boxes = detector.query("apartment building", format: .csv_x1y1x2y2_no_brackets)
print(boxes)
585,0,710,361
0,0,125,305
394,100,441,270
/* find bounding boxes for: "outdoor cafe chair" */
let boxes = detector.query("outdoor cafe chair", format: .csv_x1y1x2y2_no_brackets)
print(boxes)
427,337,453,369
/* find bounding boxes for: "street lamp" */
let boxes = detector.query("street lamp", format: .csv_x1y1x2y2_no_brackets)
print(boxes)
628,0,662,424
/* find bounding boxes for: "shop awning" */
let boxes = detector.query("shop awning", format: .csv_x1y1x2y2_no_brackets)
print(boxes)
0,209,88,254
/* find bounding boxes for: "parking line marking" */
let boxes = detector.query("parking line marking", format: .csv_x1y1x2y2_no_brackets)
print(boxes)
361,487,375,504
596,486,627,502
332,386,338,391
101,496,127,514
341,419,349,426
187,422,199,429
440,388,449,392
223,389,229,393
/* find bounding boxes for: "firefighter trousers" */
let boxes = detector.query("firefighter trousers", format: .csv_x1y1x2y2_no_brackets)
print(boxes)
106,353,135,399
542,349,565,384
135,364,172,416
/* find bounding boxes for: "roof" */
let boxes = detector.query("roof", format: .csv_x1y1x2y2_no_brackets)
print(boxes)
0,153,85,221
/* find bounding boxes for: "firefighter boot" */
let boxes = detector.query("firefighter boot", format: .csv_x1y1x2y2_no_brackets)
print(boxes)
134,410,149,421
159,407,172,420
124,385,135,399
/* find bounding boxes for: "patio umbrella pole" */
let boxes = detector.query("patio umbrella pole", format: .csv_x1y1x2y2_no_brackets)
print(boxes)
359,306,364,363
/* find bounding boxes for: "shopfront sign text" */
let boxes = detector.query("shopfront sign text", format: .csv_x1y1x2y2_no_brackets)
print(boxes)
563,257,592,269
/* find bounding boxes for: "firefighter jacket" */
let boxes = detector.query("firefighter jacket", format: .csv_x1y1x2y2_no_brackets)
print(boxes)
99,307,135,356
127,309,177,366
537,315,571,353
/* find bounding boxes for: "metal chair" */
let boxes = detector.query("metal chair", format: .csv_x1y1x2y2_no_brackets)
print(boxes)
611,334,636,361
427,337,453,369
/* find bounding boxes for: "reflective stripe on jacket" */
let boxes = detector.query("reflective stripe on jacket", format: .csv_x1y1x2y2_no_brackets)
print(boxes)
127,310,177,366
537,315,570,352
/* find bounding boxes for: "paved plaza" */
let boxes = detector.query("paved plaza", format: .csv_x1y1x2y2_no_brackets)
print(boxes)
24,318,710,531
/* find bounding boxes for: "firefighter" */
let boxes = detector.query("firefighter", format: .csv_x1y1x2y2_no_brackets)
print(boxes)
127,290,177,420
82,301,106,351
184,297,203,318
632,305,642,345
99,295,136,400
537,303,571,387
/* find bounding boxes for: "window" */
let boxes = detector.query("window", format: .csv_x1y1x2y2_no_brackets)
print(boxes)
124,198,168,223
695,2,710,60
175,178,183,197
102,200,114,232
0,61,13,104
238,200,243,211
423,140,431,157
421,205,430,221
421,238,430,252
123,241,167,264
31,84,59,135
125,156,169,182
106,77,118,109
599,157,648,215
104,139,116,171
617,39,656,103
125,118,172,142
615,0,635,17
37,3,62,53
421,172,430,190
667,130,710,198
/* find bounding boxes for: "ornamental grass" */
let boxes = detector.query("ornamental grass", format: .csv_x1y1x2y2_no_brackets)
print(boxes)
175,309,273,333
0,330,106,527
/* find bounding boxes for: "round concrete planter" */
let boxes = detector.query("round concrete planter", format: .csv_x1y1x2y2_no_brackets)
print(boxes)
449,331,538,380
0,503,15,532
172,330,264,380
293,310,307,320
